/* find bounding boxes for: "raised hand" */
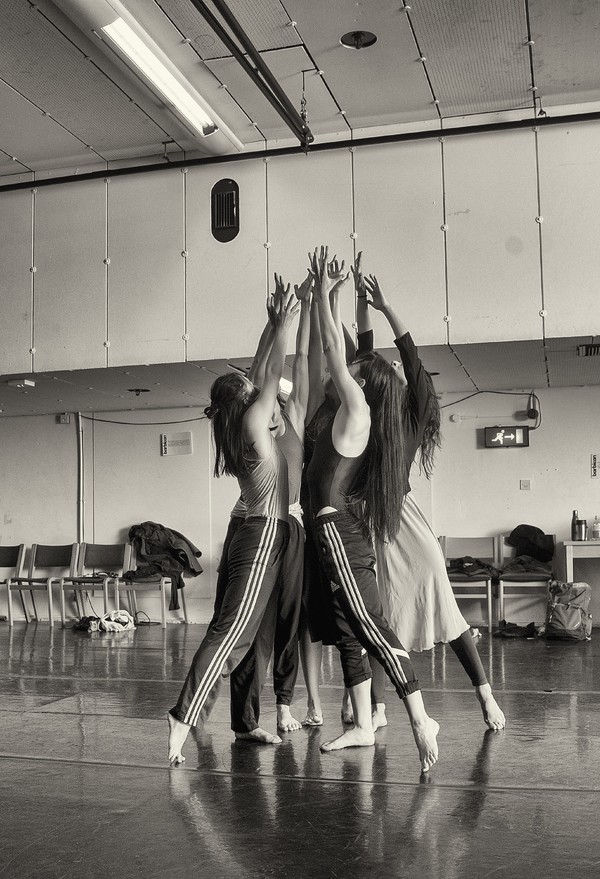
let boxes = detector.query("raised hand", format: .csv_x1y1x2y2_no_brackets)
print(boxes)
271,284,301,330
308,246,350,298
363,274,388,311
350,251,368,299
273,272,290,303
294,270,313,304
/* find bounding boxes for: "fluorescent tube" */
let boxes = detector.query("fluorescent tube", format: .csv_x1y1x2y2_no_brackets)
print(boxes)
102,16,218,137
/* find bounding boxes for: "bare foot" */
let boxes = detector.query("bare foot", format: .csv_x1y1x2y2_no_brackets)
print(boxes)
302,707,323,727
277,705,302,732
341,689,354,724
320,726,375,752
410,716,440,772
371,703,388,732
476,684,506,730
235,727,282,744
167,712,190,766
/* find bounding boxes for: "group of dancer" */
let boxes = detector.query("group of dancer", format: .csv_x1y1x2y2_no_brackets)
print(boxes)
167,246,505,773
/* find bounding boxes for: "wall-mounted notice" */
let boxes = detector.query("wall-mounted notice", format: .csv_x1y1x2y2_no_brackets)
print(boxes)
592,453,599,479
161,431,193,456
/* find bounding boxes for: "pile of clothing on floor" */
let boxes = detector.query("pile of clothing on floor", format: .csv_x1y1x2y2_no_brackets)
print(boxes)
73,609,136,633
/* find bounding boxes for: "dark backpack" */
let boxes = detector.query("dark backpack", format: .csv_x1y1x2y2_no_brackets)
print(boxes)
545,580,592,641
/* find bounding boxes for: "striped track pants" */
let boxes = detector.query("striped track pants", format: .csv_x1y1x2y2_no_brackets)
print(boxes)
171,516,288,728
313,511,420,699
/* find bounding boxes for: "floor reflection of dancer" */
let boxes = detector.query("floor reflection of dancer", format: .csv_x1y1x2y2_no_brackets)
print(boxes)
228,271,312,736
305,246,439,772
167,287,299,765
343,255,505,733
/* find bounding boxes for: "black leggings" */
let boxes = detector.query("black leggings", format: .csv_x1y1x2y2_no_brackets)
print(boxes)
370,628,488,703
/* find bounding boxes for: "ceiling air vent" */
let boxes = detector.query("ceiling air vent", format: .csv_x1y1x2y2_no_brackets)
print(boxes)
577,344,600,357
211,179,239,242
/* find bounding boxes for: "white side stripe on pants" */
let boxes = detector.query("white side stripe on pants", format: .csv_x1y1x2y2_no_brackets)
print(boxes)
322,521,410,690
184,517,277,725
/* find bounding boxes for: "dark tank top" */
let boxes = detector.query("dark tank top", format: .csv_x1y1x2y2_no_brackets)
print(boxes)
306,418,367,514
276,411,303,505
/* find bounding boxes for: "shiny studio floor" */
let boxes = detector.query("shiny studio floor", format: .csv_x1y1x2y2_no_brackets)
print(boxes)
1,620,599,879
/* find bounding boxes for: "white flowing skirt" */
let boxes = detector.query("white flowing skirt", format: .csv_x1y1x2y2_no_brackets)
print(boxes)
375,493,469,652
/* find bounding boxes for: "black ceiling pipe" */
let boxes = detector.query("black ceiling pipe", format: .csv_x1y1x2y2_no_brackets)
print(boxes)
2,109,600,192
187,0,313,149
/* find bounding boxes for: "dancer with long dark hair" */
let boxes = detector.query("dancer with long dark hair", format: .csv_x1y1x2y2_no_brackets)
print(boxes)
305,246,439,771
345,256,505,733
167,287,299,765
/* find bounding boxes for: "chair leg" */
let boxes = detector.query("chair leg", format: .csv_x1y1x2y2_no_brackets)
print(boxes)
19,589,29,623
498,581,505,623
7,585,14,626
180,589,188,624
47,582,54,628
103,580,110,615
30,591,39,622
160,583,166,629
60,586,66,627
129,591,138,618
487,582,493,634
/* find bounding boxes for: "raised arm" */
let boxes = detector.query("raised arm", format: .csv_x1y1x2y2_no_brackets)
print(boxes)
309,246,370,455
284,271,312,439
363,274,409,340
349,251,374,358
243,287,300,456
247,273,290,387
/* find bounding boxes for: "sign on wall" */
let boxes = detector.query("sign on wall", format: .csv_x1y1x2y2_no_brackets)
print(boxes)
161,432,193,456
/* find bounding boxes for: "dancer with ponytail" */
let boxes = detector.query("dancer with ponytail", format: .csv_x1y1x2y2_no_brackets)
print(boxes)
167,287,299,765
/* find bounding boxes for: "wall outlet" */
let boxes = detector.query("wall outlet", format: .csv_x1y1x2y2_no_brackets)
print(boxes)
519,478,532,490
58,413,70,425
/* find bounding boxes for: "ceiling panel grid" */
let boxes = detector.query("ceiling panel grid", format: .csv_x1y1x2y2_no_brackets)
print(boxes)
156,0,300,60
529,0,600,107
285,0,437,129
1,0,170,156
411,0,532,116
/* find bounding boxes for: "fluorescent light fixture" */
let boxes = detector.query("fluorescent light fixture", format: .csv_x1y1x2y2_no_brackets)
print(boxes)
101,16,220,139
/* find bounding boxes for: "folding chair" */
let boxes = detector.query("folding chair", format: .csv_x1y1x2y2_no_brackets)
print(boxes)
115,548,188,628
8,543,78,627
438,536,496,633
60,542,132,626
495,533,555,622
0,545,26,620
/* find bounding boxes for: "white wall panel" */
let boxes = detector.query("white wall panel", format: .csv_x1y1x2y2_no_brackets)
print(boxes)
267,150,355,335
186,161,267,361
444,130,542,343
107,171,185,367
34,181,106,371
538,123,600,337
0,190,32,374
353,141,447,346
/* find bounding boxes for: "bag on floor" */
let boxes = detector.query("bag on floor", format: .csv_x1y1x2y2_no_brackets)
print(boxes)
545,580,592,641
99,609,135,632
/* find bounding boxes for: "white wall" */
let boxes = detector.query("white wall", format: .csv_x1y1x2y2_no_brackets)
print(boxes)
430,385,600,624
2,121,600,377
0,408,239,624
1,387,598,627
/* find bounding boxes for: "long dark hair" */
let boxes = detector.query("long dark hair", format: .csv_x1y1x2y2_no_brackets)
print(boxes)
205,373,258,478
348,352,409,542
418,370,442,479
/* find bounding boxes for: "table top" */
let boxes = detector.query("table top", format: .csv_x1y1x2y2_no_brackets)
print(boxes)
561,540,600,547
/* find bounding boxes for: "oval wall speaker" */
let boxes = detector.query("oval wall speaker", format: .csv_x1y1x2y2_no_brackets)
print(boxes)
211,178,239,242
